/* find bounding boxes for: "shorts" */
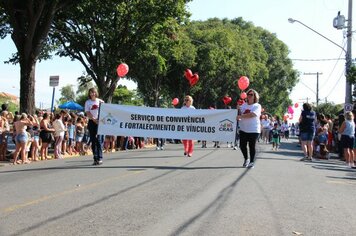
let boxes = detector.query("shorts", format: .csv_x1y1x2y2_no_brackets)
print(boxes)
272,137,280,144
33,135,40,142
40,130,52,143
16,133,28,144
300,132,315,142
76,135,84,142
341,135,354,149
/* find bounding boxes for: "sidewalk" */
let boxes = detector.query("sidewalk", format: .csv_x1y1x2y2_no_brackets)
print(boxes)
0,143,158,167
258,136,346,166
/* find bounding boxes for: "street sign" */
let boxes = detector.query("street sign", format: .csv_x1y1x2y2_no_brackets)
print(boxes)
49,76,59,87
344,103,353,112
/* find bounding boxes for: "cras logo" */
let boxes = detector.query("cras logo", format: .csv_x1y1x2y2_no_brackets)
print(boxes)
219,119,234,132
100,113,118,125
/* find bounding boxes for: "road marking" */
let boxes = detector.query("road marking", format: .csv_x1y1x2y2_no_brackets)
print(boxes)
2,170,144,213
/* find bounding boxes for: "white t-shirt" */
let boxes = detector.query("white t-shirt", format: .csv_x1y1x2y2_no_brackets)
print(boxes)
239,103,261,133
181,105,196,110
53,119,65,137
85,98,104,119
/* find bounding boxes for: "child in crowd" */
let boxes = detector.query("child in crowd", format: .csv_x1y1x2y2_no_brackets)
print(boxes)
271,123,281,151
67,119,76,155
314,127,329,159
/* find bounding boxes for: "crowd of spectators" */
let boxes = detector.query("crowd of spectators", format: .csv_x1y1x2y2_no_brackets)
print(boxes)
0,103,152,165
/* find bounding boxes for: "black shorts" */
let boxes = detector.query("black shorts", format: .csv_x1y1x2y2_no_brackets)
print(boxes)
40,130,52,143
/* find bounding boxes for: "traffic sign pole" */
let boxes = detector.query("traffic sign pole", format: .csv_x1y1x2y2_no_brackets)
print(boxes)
49,76,59,112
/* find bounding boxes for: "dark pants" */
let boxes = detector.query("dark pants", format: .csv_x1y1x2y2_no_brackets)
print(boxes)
88,120,104,162
239,131,260,162
155,138,165,147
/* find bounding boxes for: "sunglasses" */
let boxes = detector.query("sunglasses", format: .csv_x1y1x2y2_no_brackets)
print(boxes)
247,93,254,96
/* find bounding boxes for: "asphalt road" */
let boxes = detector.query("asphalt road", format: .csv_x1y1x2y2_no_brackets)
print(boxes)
0,138,355,236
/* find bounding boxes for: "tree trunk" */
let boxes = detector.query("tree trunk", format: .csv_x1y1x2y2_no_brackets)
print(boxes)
19,60,36,114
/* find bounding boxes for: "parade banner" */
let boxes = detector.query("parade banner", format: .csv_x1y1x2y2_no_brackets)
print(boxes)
98,104,237,142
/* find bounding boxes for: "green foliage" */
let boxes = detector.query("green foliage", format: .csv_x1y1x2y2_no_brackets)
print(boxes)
0,98,18,113
59,84,76,103
0,0,79,114
52,0,191,103
314,102,343,118
112,85,143,106
172,18,298,114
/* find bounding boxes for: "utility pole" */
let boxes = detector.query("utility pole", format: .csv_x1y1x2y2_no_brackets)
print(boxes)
346,0,352,104
304,72,322,107
333,0,353,104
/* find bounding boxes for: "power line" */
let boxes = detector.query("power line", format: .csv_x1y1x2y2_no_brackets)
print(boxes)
299,80,316,94
324,69,345,99
319,40,346,90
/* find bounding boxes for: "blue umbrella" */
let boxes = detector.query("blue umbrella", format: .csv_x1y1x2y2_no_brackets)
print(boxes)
58,101,84,111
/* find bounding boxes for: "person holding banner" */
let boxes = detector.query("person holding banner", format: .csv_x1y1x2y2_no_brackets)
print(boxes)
181,95,195,157
85,87,104,165
237,89,261,168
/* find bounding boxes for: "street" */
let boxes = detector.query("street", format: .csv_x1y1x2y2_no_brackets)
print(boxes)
0,138,355,236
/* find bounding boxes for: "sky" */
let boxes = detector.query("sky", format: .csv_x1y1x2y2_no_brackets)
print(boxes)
0,0,353,115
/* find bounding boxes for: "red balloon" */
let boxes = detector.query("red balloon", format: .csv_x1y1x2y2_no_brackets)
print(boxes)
184,69,193,81
190,73,199,86
223,96,232,105
240,92,247,99
294,103,299,108
237,76,250,90
117,63,129,77
172,98,179,106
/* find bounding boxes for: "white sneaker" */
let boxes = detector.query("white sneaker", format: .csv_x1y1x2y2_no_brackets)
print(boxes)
233,146,238,150
156,147,160,150
243,159,250,167
160,146,164,150
227,143,231,148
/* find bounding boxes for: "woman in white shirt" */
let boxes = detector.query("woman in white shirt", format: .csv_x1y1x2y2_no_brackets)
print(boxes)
53,113,66,159
85,88,104,165
237,89,262,168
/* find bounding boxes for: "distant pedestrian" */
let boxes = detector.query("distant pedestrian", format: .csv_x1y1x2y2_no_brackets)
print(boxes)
12,113,33,164
299,103,316,161
52,113,66,159
339,111,355,168
85,87,104,165
271,123,281,150
236,89,261,168
155,138,165,150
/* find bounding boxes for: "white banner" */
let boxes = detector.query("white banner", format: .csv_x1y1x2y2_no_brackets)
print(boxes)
98,104,237,142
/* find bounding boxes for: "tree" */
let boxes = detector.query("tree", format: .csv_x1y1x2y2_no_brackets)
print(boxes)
314,102,343,118
59,84,75,104
176,18,298,114
133,19,197,107
52,0,191,103
0,0,77,114
112,85,143,106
